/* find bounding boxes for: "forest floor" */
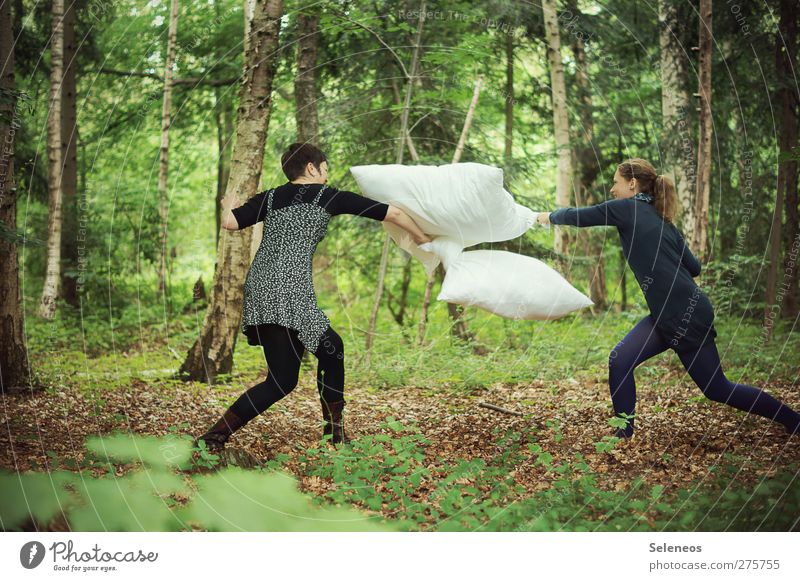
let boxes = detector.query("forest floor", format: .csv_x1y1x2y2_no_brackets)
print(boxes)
3,356,799,519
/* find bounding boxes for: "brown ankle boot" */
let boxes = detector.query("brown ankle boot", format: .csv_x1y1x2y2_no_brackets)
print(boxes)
321,400,350,445
194,409,246,451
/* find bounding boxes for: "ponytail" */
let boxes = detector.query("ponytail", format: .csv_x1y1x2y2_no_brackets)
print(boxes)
654,174,678,223
617,158,677,223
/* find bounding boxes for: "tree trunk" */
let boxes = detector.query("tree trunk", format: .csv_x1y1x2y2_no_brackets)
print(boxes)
179,0,284,383
504,34,514,170
569,9,606,309
60,0,79,307
659,0,697,246
778,0,799,319
214,87,233,242
365,0,425,365
157,0,179,296
0,0,31,392
692,0,712,259
39,0,65,320
294,11,320,144
243,0,264,264
542,0,572,258
766,0,799,333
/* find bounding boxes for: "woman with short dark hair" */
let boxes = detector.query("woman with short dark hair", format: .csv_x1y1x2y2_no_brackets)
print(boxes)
537,158,800,438
195,143,431,450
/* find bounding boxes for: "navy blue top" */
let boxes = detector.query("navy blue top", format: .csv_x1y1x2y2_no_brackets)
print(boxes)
549,196,716,352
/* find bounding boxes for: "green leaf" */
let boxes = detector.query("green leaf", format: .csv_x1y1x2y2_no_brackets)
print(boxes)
0,471,75,529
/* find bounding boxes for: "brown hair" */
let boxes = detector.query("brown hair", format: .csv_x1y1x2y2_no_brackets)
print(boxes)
281,142,327,181
617,158,678,223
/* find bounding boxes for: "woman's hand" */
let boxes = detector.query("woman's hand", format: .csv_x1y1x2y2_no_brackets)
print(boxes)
220,193,242,230
384,205,431,246
536,212,551,226
416,232,433,245
221,193,241,212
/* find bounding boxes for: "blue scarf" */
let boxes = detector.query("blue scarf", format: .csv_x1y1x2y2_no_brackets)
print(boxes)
633,192,653,204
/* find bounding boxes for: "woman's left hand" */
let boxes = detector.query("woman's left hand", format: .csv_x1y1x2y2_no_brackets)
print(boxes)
536,212,551,226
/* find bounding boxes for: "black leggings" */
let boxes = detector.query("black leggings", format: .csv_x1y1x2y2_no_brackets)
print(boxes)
609,316,800,437
229,324,345,424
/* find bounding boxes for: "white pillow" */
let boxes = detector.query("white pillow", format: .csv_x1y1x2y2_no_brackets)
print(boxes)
350,163,536,274
436,249,593,320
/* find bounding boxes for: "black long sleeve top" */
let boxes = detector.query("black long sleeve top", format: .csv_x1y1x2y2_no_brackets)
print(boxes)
232,182,389,228
549,196,716,352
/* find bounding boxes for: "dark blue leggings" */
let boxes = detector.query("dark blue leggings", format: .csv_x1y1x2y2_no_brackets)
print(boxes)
229,324,345,424
609,316,800,437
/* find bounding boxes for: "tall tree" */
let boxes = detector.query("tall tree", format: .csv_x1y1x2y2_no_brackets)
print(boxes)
568,3,606,309
157,0,180,295
541,0,572,257
659,0,696,244
0,0,31,392
39,0,65,319
214,87,234,241
692,0,712,258
60,0,79,307
778,0,799,318
180,0,284,382
294,9,320,144
767,0,799,330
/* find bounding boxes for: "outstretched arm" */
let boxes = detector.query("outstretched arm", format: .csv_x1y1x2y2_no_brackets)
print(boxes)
384,205,432,245
538,199,631,228
329,189,431,245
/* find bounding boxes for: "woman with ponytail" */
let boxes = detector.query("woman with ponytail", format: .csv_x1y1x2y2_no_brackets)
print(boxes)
537,158,800,438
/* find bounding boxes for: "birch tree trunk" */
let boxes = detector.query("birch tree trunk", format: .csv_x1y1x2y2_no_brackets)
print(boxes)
243,0,263,263
692,0,712,259
60,0,79,307
0,0,31,392
659,0,696,244
214,87,234,242
180,0,284,382
213,0,235,243
295,11,320,144
157,0,179,296
542,0,572,258
39,0,65,320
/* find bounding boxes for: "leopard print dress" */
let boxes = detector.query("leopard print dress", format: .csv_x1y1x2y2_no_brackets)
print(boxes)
241,186,332,353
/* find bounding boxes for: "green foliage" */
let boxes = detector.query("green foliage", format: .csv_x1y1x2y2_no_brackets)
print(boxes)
0,435,394,532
